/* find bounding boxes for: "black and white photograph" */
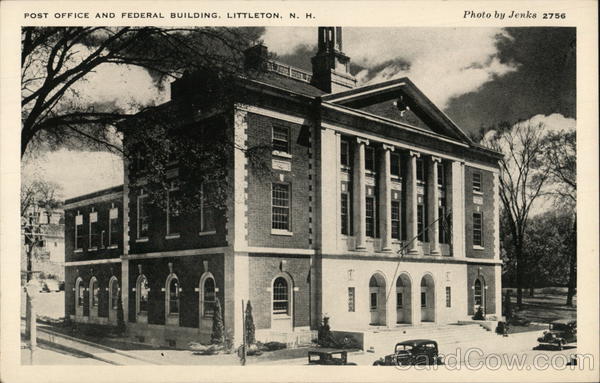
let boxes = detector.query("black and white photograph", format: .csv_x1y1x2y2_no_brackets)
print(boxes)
1,1,598,382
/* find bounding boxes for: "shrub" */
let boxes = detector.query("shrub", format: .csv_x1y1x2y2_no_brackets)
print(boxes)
211,297,225,345
261,341,287,351
472,307,485,320
245,300,256,345
317,316,335,347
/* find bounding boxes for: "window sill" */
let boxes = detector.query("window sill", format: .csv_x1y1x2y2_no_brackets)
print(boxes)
272,314,292,319
136,238,149,243
473,245,485,250
473,190,484,196
272,151,292,159
165,234,180,240
198,230,216,237
365,170,376,176
271,229,293,236
340,165,351,172
74,249,83,253
107,245,118,249
88,247,98,252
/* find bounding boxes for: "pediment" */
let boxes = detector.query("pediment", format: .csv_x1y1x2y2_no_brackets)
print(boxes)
322,78,472,144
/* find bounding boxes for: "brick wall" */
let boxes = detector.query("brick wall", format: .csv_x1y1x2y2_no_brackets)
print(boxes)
248,254,311,329
464,166,495,259
64,196,123,263
127,254,224,329
64,263,121,319
246,113,312,249
466,264,496,315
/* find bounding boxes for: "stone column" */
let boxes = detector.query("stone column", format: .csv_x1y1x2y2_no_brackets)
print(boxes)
427,157,441,256
406,151,420,255
378,145,394,252
449,161,465,258
353,138,368,250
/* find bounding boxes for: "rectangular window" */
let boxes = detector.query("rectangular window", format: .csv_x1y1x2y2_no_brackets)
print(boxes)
446,287,452,308
365,146,375,172
340,139,350,167
75,213,84,250
348,287,355,312
397,292,403,309
416,158,425,182
137,190,149,239
390,153,401,178
370,292,377,310
473,172,482,193
89,210,98,249
438,205,447,244
365,197,375,237
272,126,290,154
437,162,445,187
201,183,216,233
109,207,119,247
341,192,349,235
421,291,427,308
135,147,147,172
166,182,180,236
391,201,401,239
272,183,290,231
473,212,483,246
417,204,425,241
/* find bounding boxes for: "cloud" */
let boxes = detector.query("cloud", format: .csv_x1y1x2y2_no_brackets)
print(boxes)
262,27,517,108
22,149,123,199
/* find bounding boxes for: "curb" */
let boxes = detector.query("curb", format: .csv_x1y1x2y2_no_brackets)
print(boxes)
36,327,164,365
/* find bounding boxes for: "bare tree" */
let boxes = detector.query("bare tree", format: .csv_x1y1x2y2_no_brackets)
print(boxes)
21,179,63,282
482,121,551,307
21,27,263,158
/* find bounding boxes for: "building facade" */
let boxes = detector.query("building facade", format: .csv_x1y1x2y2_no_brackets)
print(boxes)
64,27,503,348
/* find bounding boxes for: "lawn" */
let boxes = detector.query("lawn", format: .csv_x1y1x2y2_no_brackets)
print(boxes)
502,287,576,324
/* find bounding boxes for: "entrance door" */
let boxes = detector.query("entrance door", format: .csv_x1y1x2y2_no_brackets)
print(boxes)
369,273,387,326
420,274,435,322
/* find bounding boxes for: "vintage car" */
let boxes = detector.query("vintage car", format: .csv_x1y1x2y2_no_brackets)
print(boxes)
537,319,577,350
307,350,356,365
373,339,442,366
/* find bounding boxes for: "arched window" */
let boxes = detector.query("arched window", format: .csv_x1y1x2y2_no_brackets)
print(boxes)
109,277,119,310
75,277,84,307
90,277,99,307
474,279,483,306
166,275,179,315
136,275,149,314
202,277,216,318
273,277,289,315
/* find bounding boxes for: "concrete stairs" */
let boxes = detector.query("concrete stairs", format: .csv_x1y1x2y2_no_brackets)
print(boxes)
363,323,497,354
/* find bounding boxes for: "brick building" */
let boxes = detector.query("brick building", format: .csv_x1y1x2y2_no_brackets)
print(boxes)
64,27,503,348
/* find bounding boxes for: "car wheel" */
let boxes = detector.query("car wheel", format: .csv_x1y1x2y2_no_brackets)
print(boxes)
373,361,382,366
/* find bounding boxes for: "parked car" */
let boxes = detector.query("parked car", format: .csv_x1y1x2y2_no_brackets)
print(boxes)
308,350,356,365
373,339,442,366
537,319,577,350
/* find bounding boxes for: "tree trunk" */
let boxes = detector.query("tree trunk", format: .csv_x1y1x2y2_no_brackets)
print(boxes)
566,217,577,306
516,244,523,308
529,273,535,297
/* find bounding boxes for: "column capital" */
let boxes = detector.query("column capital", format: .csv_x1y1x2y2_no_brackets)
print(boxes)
409,150,421,158
382,144,395,152
431,156,442,163
356,137,369,146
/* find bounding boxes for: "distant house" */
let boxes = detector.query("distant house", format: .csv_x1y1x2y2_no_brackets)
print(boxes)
64,27,503,348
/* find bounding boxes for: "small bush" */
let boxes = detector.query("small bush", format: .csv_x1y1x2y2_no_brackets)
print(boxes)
472,307,485,320
261,341,287,351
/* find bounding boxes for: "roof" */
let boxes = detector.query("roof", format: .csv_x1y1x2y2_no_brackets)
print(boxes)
551,319,576,325
248,71,326,98
64,185,123,207
396,339,437,346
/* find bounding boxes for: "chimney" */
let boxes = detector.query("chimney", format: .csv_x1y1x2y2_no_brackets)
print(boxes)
244,44,269,71
311,27,357,93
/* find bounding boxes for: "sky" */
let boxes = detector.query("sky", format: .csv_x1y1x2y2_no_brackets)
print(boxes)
22,27,576,201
